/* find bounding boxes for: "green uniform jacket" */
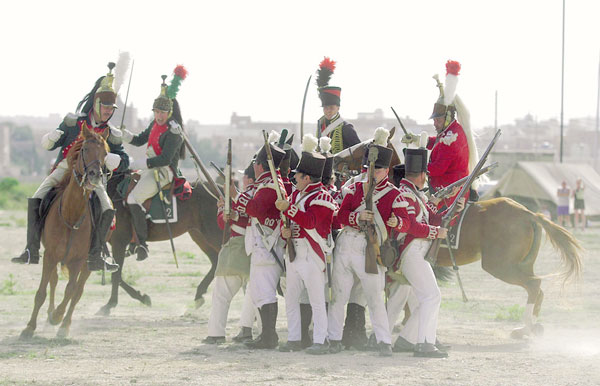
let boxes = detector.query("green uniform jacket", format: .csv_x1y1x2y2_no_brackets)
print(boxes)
130,119,184,177
50,113,130,173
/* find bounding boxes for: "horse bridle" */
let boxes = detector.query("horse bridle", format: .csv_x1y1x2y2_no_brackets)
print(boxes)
72,138,105,190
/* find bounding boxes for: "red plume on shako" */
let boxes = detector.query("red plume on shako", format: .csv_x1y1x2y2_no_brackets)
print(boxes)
316,57,341,107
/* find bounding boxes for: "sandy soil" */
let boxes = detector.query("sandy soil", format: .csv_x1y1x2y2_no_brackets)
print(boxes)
0,209,599,386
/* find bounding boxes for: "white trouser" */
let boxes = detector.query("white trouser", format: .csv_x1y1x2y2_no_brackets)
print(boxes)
327,229,391,344
399,239,441,345
34,158,113,211
207,275,249,337
127,166,173,207
348,281,367,306
249,236,283,308
285,239,327,344
386,282,418,335
240,285,261,331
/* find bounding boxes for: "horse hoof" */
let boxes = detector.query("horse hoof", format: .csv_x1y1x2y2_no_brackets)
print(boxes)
532,323,544,336
96,306,111,317
56,327,69,339
510,327,530,339
48,312,64,326
142,295,152,307
195,297,205,309
19,329,34,340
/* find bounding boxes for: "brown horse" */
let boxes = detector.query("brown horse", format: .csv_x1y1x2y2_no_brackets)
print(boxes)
21,126,109,339
333,137,583,338
96,175,221,316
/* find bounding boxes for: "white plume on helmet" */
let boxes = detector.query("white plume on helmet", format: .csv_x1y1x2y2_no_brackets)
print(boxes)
319,137,332,153
113,51,131,94
453,94,486,188
302,134,319,152
443,71,458,107
268,130,280,144
373,127,390,146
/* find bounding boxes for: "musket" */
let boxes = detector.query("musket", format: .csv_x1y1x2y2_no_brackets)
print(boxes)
326,239,333,302
425,129,502,266
209,161,226,180
390,106,409,136
181,131,224,199
262,130,295,262
362,145,381,274
300,75,312,143
432,162,499,199
119,60,134,129
222,139,232,244
153,169,179,268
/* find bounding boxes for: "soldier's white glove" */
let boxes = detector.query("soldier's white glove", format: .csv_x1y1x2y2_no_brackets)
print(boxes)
41,129,64,149
401,131,420,145
169,120,182,133
121,127,134,144
104,153,121,171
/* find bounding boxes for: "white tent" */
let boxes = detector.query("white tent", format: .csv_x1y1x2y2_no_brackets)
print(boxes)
482,162,600,217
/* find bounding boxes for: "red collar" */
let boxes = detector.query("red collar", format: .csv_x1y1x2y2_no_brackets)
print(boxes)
301,182,323,194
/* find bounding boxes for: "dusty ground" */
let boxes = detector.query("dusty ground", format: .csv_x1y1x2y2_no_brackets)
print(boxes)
0,209,599,386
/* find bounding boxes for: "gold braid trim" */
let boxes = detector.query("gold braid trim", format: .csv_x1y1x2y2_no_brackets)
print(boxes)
330,124,344,154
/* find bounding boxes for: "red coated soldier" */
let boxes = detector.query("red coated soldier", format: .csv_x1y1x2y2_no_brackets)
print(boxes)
276,134,336,355
235,142,287,350
402,60,479,209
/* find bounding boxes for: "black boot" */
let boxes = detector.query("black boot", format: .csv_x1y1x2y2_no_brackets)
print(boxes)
12,198,42,264
300,303,313,349
245,303,278,349
352,303,368,350
87,209,119,272
232,327,253,343
129,204,149,261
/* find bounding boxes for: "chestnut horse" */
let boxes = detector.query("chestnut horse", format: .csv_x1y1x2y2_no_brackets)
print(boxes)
333,136,583,338
21,127,109,339
96,174,221,316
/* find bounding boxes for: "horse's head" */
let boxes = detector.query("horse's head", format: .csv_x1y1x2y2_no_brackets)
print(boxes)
332,127,401,183
71,123,109,191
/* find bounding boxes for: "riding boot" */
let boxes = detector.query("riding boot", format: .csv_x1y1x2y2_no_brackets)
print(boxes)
352,303,369,350
12,198,42,264
300,303,313,349
87,209,119,273
245,303,278,349
129,204,149,261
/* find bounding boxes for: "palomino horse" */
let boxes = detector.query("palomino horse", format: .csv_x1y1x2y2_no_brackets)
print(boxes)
333,138,583,338
21,126,109,339
96,174,221,316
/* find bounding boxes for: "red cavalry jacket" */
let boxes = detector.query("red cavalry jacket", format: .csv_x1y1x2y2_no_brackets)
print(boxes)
427,120,469,207
282,182,336,261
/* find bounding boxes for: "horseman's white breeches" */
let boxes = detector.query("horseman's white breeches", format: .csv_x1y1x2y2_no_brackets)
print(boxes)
126,166,173,207
33,159,68,199
34,158,112,212
285,239,327,344
327,229,391,344
399,239,441,345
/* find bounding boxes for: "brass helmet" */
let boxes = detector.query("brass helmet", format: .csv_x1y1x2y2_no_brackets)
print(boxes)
429,60,461,124
94,62,118,110
153,75,172,112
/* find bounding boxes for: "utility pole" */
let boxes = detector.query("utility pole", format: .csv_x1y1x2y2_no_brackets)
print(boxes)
595,50,600,170
494,90,498,132
559,0,566,163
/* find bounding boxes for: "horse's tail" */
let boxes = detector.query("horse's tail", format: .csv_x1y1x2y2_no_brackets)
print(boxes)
531,212,584,286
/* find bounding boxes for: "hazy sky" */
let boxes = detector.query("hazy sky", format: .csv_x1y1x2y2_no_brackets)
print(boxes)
2,0,599,131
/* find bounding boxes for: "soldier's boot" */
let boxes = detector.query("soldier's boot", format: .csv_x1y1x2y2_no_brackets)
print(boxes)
414,341,448,358
341,304,356,349
232,327,253,343
245,303,278,349
352,303,369,350
12,198,42,264
129,204,149,261
87,209,119,272
300,303,313,349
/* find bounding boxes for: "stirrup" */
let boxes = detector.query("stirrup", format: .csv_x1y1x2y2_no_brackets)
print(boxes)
136,244,149,261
